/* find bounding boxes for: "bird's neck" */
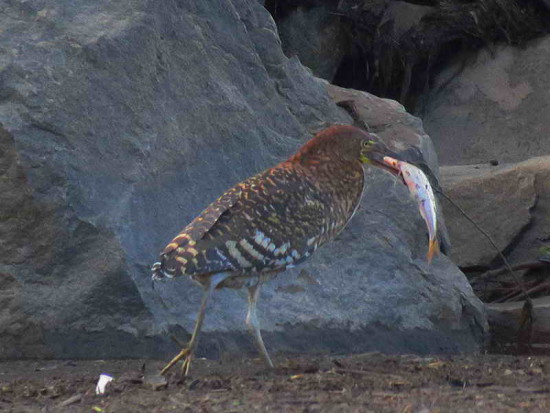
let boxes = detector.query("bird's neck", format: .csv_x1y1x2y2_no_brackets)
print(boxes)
289,146,362,181
287,136,364,203
285,155,364,207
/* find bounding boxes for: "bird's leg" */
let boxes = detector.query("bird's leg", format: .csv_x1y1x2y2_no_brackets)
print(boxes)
246,281,274,368
160,273,229,376
159,288,210,376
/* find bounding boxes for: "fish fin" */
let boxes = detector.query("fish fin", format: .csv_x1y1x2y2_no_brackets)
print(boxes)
426,238,440,264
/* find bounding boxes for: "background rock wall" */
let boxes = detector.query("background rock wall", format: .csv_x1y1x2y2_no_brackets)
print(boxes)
0,0,485,359
423,37,550,166
423,37,550,279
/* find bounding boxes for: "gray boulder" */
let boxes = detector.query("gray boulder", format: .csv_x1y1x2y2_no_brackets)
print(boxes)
440,157,550,268
0,0,485,360
423,36,550,166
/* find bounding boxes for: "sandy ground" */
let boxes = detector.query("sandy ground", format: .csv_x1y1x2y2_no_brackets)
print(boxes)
1,353,549,412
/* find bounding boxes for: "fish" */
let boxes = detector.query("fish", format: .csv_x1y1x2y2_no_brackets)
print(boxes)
383,156,440,263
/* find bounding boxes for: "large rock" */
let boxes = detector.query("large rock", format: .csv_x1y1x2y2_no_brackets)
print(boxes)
440,157,550,268
0,0,485,359
423,36,550,166
277,6,350,82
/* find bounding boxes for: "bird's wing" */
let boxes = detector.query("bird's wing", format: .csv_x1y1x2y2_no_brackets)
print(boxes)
162,184,243,255
161,163,331,276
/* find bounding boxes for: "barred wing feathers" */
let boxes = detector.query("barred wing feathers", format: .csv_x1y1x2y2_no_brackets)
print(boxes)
161,163,331,277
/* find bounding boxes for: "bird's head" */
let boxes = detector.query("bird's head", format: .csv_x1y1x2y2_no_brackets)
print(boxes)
297,125,403,175
357,133,403,176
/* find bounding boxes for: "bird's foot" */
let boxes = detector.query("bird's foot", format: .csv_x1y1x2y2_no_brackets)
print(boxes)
181,353,194,376
160,347,194,376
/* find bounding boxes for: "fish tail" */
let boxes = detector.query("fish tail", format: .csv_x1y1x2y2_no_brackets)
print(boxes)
426,238,440,264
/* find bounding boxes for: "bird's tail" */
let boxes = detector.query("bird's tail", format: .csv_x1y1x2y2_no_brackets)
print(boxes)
151,261,166,280
151,254,177,280
426,238,440,264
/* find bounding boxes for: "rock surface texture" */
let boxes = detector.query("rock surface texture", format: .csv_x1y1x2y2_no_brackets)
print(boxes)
277,6,349,82
440,157,550,268
0,0,485,359
423,36,550,166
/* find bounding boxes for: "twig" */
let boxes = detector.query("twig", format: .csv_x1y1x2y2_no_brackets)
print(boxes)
471,261,547,284
492,279,539,303
502,281,550,303
57,394,83,407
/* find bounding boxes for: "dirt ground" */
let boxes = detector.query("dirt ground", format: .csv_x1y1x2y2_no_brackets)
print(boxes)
1,352,549,412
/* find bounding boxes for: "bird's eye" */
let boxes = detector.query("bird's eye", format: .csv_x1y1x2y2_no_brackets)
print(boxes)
362,139,375,149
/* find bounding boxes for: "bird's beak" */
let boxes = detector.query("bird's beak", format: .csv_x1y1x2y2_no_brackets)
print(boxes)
364,142,404,177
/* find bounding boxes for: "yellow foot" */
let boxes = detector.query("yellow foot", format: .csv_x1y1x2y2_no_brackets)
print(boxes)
160,347,194,376
181,353,194,376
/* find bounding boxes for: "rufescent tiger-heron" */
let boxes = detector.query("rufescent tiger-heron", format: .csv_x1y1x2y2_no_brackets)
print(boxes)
151,124,409,375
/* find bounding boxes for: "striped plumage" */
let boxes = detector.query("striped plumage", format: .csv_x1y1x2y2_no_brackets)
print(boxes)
159,146,364,283
152,124,402,375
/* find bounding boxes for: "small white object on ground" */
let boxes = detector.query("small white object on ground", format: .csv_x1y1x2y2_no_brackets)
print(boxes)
95,373,113,395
